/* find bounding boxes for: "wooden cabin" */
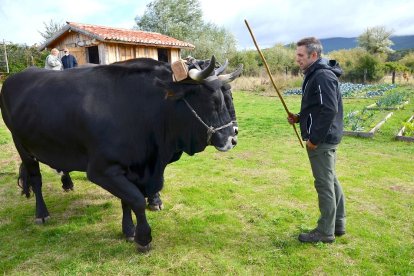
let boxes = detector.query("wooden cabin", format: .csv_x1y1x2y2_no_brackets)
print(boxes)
38,22,195,65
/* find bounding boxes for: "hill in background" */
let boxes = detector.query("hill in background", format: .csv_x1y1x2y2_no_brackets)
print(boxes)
320,35,414,52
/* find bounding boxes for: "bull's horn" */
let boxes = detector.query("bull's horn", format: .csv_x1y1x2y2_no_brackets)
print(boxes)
215,59,228,76
189,55,216,81
218,64,244,83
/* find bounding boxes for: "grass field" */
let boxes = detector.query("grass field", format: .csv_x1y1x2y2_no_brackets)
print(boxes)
0,86,413,275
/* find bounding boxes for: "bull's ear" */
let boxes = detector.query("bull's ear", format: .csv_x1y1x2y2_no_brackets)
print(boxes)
153,77,186,100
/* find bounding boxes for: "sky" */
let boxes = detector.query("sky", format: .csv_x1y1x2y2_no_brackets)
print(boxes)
1,0,414,49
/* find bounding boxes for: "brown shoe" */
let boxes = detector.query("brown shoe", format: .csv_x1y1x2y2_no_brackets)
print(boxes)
298,229,335,243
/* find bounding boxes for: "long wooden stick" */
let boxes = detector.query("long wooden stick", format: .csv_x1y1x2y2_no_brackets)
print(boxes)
244,19,304,148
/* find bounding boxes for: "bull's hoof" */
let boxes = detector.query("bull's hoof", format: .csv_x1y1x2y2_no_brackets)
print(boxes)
136,243,151,253
148,203,163,211
147,193,163,211
62,187,74,192
126,236,135,243
35,216,50,224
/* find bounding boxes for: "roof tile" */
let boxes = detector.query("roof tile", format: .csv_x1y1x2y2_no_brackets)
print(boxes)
67,22,195,49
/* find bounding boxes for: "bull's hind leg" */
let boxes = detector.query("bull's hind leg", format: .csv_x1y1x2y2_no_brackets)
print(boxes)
121,200,135,241
61,172,74,192
16,154,50,223
17,162,31,197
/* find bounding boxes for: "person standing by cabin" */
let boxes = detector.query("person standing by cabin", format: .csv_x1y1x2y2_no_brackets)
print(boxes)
61,48,78,69
44,48,63,70
287,37,346,243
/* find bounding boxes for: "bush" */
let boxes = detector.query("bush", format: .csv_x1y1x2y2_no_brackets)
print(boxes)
3,43,48,75
354,53,385,82
328,48,385,82
399,52,414,72
403,121,414,136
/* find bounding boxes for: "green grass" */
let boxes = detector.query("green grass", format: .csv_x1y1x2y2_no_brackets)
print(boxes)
0,88,413,275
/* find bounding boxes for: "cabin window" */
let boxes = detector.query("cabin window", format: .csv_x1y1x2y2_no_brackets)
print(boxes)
87,46,99,64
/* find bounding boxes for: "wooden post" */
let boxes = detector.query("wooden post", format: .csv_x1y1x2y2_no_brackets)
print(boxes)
244,19,304,148
363,69,367,84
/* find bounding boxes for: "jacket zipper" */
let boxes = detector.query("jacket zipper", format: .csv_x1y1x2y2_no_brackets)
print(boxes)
318,85,323,104
307,113,313,134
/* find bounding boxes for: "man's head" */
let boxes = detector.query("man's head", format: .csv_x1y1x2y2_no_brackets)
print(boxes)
296,37,323,71
51,48,59,56
63,48,69,56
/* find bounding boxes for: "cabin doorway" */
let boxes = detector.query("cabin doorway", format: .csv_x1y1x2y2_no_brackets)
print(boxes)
87,46,99,64
157,48,169,63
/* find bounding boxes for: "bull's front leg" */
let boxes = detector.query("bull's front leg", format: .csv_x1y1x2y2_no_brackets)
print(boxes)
87,164,152,252
147,192,163,211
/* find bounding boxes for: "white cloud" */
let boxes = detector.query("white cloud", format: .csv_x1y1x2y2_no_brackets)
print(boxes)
201,0,414,49
1,0,414,49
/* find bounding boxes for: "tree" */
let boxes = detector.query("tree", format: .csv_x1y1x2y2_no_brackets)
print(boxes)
183,23,236,62
135,0,236,61
355,53,384,82
263,44,296,74
135,0,202,41
229,50,259,76
3,43,48,75
384,62,408,84
38,19,66,42
357,26,394,55
329,48,367,81
329,48,384,82
400,52,414,72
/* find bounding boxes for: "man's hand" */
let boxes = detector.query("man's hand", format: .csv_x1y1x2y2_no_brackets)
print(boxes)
287,112,299,125
306,140,318,150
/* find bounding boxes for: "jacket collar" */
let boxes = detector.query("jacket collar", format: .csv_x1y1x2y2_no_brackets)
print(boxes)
303,58,322,77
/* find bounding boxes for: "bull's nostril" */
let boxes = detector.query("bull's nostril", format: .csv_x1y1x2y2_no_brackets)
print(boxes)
234,127,239,135
231,138,237,146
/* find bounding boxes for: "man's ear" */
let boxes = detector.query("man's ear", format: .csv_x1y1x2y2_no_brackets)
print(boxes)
153,77,186,100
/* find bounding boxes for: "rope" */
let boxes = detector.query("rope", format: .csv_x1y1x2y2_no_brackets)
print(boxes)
183,99,233,144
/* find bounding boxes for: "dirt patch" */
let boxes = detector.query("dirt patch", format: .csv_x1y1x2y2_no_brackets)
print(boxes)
389,185,414,194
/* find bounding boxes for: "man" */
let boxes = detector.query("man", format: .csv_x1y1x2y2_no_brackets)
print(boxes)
287,37,345,243
61,48,78,69
44,48,62,70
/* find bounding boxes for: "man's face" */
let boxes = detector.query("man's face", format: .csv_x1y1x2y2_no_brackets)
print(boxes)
296,45,317,71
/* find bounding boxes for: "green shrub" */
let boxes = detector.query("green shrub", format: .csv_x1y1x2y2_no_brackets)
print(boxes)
3,43,48,75
403,120,414,136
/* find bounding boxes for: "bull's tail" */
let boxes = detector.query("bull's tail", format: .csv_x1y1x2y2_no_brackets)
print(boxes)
17,163,31,198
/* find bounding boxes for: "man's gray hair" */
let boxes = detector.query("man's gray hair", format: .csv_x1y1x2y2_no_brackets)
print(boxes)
297,37,323,58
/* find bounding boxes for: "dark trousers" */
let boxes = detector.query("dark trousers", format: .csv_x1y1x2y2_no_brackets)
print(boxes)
307,143,346,235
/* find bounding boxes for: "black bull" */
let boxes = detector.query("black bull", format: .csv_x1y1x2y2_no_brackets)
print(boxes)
45,58,241,211
0,56,242,252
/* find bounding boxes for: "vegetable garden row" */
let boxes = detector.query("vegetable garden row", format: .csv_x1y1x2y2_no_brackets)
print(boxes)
284,83,414,141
